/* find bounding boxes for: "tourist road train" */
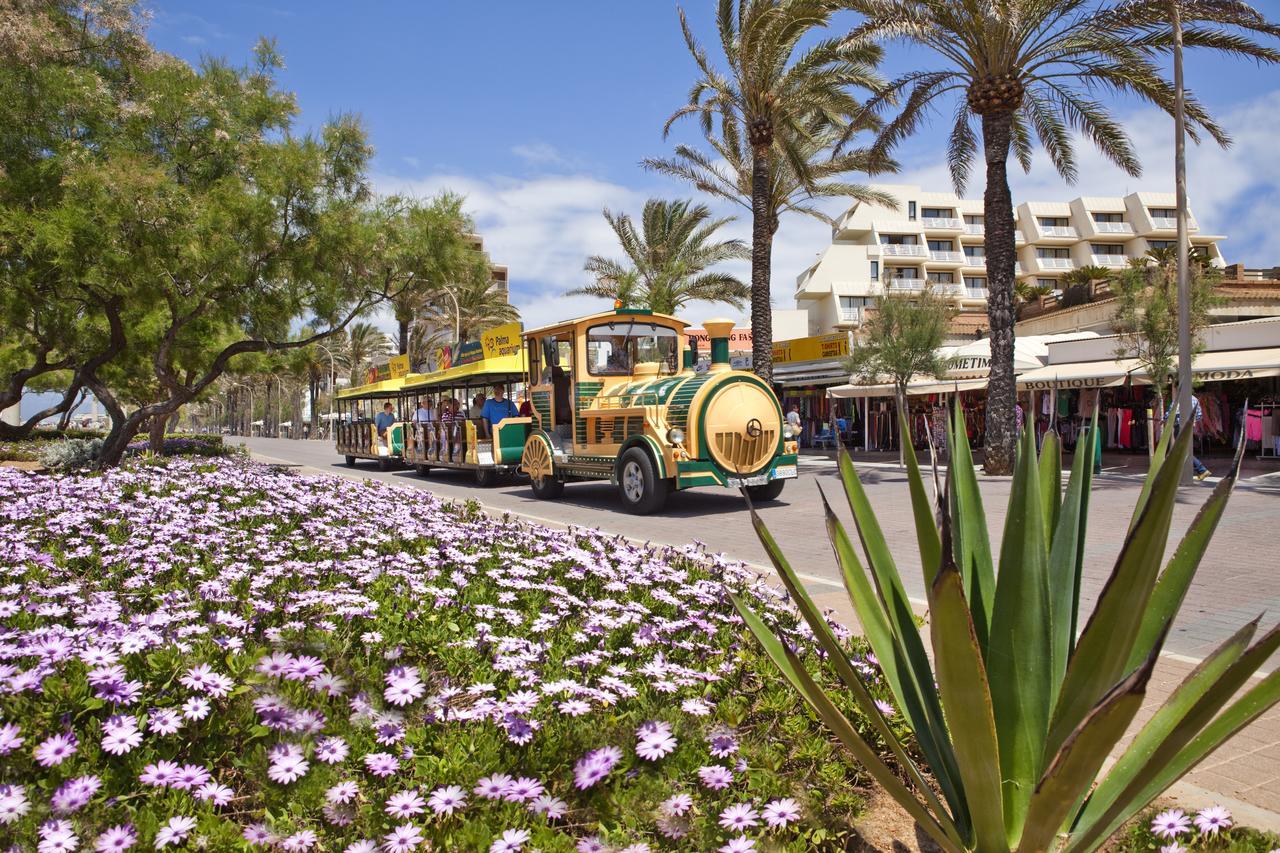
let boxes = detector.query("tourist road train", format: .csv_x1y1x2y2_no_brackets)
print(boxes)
335,310,799,514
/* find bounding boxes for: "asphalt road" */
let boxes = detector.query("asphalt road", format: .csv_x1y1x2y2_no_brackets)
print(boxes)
237,436,1279,664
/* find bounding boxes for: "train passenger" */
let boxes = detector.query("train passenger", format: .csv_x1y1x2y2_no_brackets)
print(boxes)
469,393,486,421
413,398,432,424
518,394,533,417
481,384,519,437
375,402,396,451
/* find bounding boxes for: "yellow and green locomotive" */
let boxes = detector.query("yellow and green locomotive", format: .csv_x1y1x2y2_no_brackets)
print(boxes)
518,310,798,514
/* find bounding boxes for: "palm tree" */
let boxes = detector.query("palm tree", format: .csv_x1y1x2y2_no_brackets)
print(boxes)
420,265,519,345
663,0,885,381
343,321,390,386
837,0,1279,474
569,199,751,314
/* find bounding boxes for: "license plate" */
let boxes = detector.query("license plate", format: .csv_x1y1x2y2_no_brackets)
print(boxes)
727,474,770,488
774,464,797,480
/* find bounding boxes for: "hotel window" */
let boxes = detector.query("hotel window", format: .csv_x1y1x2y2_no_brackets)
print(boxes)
963,214,983,224
840,296,871,309
922,207,953,219
963,276,986,289
891,268,919,279
908,201,917,221
1149,207,1177,219
1091,244,1125,254
1037,248,1070,259
927,271,955,284
927,240,954,251
869,260,879,281
1149,240,1176,250
1092,212,1124,223
964,245,985,258
1038,216,1069,227
879,234,918,244
1037,278,1057,288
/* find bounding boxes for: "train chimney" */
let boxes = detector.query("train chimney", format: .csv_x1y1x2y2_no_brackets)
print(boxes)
702,318,734,373
681,338,698,374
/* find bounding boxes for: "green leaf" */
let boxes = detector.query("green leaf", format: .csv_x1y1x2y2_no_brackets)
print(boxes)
1124,441,1243,673
730,593,965,853
818,484,969,831
1017,642,1158,853
928,529,1005,851
1128,406,1175,535
901,412,942,585
947,401,995,650
1047,422,1194,760
1047,409,1096,704
1069,621,1280,851
744,497,959,838
1037,429,1062,548
987,422,1053,844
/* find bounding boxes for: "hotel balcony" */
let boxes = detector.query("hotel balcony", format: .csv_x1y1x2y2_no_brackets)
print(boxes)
962,222,984,236
928,250,966,266
1143,215,1199,234
922,216,964,232
1030,256,1075,273
962,287,989,301
1090,253,1129,269
887,278,926,293
878,244,928,258
1033,224,1079,242
1092,221,1134,235
839,307,866,325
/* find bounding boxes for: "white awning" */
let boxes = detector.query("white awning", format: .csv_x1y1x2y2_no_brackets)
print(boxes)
1017,360,1135,391
1018,347,1280,391
774,359,850,387
828,376,989,398
1183,347,1280,382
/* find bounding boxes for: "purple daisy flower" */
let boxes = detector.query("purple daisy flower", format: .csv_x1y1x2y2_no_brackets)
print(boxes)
1151,809,1191,839
384,789,426,819
382,823,424,852
427,785,467,816
697,764,733,790
489,828,530,853
34,732,77,767
762,797,801,828
94,824,137,852
718,803,760,831
1194,805,1232,836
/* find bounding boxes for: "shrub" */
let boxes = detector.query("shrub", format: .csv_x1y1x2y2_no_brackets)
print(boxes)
0,457,896,850
37,437,104,470
734,410,1279,852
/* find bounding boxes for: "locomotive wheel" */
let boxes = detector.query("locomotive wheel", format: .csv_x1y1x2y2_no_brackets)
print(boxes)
618,447,668,515
522,436,563,499
344,455,355,467
745,479,786,502
475,467,498,488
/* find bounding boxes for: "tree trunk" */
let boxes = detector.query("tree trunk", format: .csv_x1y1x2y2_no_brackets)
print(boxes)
896,386,907,469
148,412,170,452
750,147,774,383
981,110,1018,475
398,317,410,356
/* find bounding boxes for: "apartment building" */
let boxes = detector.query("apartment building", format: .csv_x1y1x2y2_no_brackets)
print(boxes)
793,183,1225,336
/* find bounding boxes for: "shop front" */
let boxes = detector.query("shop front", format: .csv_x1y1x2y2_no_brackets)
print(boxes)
770,333,853,446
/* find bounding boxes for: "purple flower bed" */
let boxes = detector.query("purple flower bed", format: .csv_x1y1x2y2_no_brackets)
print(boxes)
0,458,895,851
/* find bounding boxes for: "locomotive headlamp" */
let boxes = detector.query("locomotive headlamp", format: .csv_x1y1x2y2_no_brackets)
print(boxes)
782,423,797,439
666,427,686,445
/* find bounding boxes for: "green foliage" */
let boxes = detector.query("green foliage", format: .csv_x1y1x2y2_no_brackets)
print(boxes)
734,406,1279,851
38,438,104,471
845,288,954,394
1112,254,1222,412
570,198,750,313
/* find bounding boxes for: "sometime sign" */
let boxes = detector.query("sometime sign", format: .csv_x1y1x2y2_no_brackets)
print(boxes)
772,333,849,364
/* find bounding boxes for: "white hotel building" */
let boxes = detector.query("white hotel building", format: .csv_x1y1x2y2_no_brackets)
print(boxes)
793,183,1226,337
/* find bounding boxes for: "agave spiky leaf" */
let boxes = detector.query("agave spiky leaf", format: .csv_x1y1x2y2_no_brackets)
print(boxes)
731,403,1279,852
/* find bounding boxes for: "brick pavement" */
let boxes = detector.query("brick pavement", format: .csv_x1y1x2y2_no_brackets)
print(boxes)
240,438,1280,827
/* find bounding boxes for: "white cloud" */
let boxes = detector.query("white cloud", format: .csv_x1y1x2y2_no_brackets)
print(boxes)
511,143,567,166
401,156,421,170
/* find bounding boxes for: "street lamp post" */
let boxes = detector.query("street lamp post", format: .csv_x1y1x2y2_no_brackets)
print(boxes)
1172,0,1194,485
314,343,338,440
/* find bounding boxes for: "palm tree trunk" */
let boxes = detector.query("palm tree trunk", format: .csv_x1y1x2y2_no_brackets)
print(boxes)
980,111,1018,475
750,147,774,383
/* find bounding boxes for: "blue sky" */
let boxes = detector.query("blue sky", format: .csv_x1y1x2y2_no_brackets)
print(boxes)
19,1,1280,417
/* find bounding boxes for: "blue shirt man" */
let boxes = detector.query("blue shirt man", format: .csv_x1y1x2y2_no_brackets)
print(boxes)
375,404,396,435
481,387,518,436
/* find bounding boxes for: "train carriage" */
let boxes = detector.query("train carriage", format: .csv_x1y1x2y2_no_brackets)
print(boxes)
517,309,799,514
397,347,531,487
334,376,420,470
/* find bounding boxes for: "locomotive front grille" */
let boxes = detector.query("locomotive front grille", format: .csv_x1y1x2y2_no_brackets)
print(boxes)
713,428,776,474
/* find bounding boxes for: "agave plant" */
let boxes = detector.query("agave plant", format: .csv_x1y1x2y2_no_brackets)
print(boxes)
732,407,1278,851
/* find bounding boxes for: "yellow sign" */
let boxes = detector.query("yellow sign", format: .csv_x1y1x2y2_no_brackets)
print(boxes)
481,322,523,360
388,354,411,379
772,333,849,364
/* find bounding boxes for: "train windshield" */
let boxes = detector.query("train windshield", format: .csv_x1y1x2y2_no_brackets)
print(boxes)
586,322,679,376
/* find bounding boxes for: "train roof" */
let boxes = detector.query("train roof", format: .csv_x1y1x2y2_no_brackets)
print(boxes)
522,308,690,338
335,374,430,400
401,350,528,392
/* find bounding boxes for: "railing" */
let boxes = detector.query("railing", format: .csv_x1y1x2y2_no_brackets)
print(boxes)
929,250,966,263
963,287,989,300
922,217,963,229
1039,225,1078,238
1037,257,1075,270
1093,221,1133,234
963,222,984,235
962,253,986,266
887,278,925,292
1091,254,1129,267
879,243,928,257
1147,216,1200,232
840,307,864,324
